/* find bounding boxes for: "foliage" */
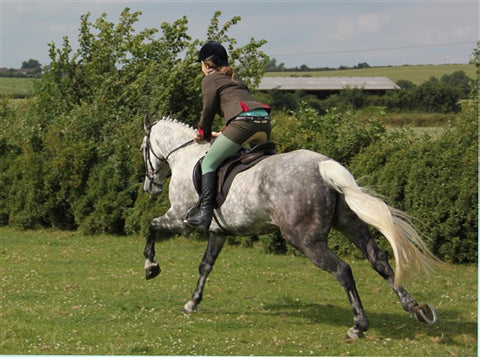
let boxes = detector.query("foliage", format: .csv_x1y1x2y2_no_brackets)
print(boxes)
265,71,473,114
0,10,477,265
369,70,473,114
21,59,43,74
0,8,268,234
262,99,477,263
470,40,480,98
348,103,478,263
272,102,386,165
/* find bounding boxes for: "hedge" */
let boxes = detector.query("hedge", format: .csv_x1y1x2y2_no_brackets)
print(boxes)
0,10,477,264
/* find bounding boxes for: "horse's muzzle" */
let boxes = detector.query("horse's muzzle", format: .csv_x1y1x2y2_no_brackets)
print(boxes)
144,178,163,196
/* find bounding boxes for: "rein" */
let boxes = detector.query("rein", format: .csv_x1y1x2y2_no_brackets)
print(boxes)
163,139,195,162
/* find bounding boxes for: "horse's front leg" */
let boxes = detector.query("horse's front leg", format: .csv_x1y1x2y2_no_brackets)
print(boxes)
143,217,162,280
184,232,226,313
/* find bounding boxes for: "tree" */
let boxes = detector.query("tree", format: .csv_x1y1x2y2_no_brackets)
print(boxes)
349,103,477,263
470,41,480,98
440,70,474,98
21,59,42,74
0,8,269,234
355,62,371,69
21,58,41,69
396,79,416,90
265,58,286,72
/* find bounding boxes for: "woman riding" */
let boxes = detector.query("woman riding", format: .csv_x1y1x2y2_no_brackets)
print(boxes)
183,40,272,231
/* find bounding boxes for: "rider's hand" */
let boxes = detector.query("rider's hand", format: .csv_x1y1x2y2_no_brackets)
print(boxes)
194,131,220,143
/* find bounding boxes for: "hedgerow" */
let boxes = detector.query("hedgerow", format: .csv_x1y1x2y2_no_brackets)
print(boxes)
0,10,477,264
349,101,478,263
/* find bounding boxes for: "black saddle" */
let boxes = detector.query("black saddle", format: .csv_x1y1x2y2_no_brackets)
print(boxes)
192,141,276,208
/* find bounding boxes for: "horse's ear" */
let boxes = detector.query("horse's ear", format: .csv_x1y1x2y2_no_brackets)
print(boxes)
144,113,151,133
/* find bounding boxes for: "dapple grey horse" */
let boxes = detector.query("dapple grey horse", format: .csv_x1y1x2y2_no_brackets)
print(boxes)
141,117,438,339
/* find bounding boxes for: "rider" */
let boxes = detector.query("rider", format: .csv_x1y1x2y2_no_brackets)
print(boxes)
183,40,272,232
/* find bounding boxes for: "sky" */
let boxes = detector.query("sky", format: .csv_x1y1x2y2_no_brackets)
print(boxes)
1,0,478,69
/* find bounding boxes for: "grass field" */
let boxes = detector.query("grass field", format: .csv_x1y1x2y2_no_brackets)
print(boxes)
0,228,476,356
0,77,37,97
266,63,476,85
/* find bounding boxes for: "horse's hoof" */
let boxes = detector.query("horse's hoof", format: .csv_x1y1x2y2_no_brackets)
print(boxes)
414,304,438,324
183,300,197,314
145,263,161,280
347,327,364,340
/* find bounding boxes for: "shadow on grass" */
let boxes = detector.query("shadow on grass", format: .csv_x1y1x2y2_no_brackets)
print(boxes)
238,298,476,345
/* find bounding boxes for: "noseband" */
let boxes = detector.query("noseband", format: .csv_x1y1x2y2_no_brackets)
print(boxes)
144,124,194,188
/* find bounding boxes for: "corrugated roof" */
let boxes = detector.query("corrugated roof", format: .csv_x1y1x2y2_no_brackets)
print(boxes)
257,76,400,91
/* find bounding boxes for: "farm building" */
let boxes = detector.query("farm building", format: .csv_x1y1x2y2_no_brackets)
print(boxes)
256,76,400,98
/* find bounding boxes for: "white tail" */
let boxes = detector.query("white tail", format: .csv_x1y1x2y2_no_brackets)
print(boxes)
319,159,438,286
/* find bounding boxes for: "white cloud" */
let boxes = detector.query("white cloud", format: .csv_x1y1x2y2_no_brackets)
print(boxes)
331,12,390,42
357,13,390,34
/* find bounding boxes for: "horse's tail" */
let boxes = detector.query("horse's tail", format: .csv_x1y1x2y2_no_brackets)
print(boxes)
319,159,439,286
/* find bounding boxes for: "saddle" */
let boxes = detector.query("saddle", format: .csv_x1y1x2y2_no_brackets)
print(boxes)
192,141,277,208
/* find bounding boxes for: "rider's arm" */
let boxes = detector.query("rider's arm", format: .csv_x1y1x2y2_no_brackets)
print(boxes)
197,75,218,141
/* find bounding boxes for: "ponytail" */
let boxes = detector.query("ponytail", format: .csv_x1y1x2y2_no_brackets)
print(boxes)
204,59,236,81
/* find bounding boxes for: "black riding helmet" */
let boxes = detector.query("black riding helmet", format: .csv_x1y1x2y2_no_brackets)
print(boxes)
197,41,228,67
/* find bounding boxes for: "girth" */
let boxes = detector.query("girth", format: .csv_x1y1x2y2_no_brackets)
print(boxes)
192,141,276,208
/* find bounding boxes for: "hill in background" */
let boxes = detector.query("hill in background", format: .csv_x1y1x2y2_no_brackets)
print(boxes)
265,63,476,85
0,63,476,97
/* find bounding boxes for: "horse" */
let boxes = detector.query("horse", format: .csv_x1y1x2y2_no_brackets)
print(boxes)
141,116,438,339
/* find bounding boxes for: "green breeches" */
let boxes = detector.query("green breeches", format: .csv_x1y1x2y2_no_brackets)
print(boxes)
201,134,242,174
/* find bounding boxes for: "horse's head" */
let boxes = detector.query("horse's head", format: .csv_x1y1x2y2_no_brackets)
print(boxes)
141,115,171,196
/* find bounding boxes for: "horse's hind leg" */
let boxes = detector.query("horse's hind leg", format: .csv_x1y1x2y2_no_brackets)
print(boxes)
184,232,226,313
296,238,369,340
333,195,436,323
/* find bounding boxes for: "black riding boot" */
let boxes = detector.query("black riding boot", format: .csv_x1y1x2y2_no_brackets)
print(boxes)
184,172,217,231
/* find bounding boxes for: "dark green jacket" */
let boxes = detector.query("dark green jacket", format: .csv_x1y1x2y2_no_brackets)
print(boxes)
198,71,270,140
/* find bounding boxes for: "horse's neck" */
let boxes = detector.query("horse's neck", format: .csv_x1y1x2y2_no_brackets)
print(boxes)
152,121,194,157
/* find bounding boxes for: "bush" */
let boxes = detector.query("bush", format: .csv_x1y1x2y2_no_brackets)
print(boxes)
349,103,477,263
272,102,386,165
264,100,477,263
0,9,268,234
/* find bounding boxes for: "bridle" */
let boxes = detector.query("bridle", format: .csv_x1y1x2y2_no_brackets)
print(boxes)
144,122,194,189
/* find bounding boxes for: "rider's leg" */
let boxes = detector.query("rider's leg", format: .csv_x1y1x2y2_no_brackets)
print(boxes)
184,134,241,231
200,134,242,174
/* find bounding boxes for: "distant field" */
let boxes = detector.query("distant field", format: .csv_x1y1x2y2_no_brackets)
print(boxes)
266,63,476,85
0,64,476,98
0,77,37,97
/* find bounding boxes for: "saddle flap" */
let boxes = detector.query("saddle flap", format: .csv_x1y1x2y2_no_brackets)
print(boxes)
192,157,204,195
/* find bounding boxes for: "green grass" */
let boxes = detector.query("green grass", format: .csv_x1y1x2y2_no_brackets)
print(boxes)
266,63,476,85
0,228,476,355
0,77,37,97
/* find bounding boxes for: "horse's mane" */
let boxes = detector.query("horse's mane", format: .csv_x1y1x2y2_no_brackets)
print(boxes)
155,116,197,138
